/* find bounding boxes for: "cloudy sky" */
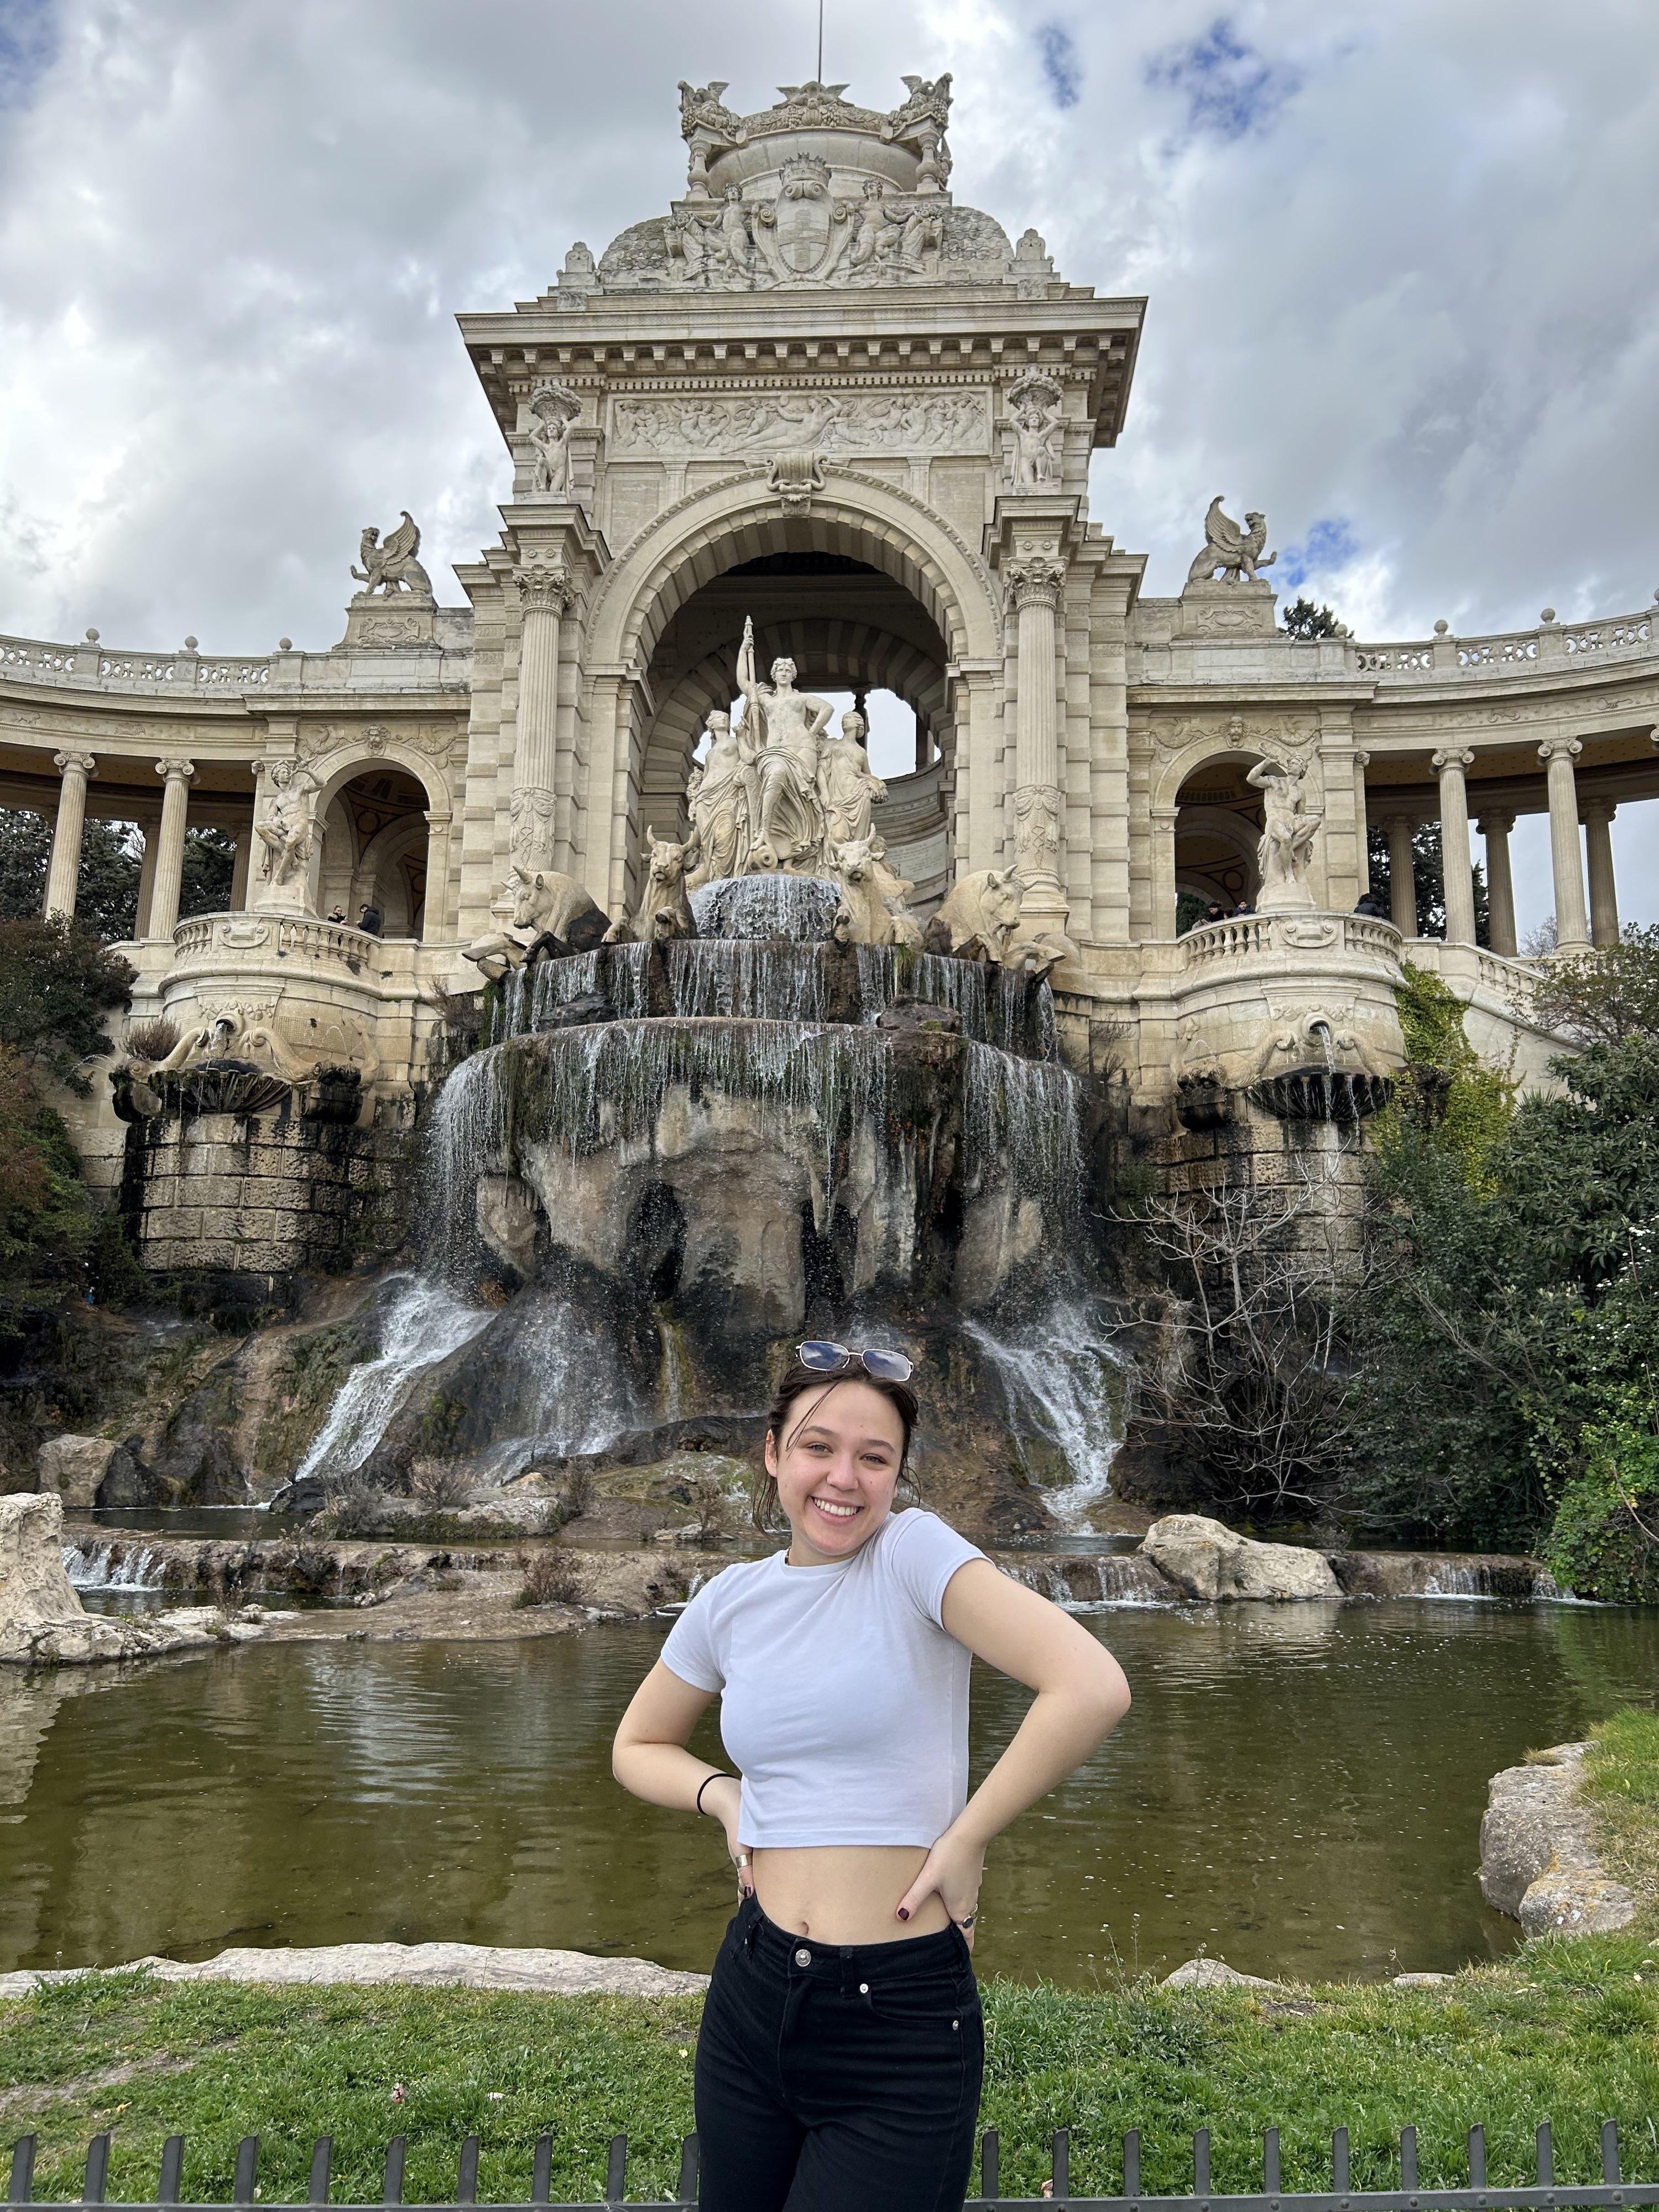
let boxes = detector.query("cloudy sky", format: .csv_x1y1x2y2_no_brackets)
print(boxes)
2,0,1656,925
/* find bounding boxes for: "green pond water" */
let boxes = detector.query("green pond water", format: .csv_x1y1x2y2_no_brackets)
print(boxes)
2,1600,1655,1987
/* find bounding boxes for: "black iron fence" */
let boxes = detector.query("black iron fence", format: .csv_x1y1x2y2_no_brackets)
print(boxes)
7,2121,1655,2210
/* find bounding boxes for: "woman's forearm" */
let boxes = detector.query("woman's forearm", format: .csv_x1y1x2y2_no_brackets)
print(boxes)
949,1683,1126,1853
612,1739,727,1814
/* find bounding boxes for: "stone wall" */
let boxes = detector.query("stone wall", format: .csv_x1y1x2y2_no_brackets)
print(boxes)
119,1097,418,1294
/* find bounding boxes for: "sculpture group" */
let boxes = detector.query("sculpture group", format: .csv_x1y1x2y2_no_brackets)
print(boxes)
462,612,1050,977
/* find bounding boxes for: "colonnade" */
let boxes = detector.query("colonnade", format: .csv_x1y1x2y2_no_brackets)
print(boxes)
1379,733,1624,958
39,750,244,934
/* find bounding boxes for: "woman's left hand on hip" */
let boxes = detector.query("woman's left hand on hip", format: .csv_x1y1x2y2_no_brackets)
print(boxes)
895,1827,985,1949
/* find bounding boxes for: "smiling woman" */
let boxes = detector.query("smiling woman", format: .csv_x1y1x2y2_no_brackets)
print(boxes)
611,1345,1131,2212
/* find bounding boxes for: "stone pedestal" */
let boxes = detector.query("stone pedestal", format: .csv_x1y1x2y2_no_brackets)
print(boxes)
1174,579,1278,640
336,593,439,651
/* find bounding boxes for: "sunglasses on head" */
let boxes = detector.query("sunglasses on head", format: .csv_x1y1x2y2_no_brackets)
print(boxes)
796,1339,914,1384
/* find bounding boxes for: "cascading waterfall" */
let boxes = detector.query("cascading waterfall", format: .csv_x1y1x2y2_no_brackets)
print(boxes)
290,868,1118,1525
963,1295,1125,1520
62,1540,166,1591
690,873,842,941
293,1274,492,1485
495,938,1047,1052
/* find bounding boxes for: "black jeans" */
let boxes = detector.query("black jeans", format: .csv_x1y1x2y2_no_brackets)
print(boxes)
694,1890,984,2211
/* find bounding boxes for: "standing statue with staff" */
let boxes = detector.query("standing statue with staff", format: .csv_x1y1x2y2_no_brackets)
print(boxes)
735,614,833,872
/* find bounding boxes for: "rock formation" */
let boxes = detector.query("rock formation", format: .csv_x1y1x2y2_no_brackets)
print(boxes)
1,1493,249,1668
1139,1512,1341,1601
1479,1741,1637,1938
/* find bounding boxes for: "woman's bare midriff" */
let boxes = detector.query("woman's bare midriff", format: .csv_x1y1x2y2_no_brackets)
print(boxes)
749,1844,952,1943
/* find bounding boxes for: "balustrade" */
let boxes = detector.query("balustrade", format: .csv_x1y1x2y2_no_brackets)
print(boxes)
1178,912,1402,970
171,912,382,967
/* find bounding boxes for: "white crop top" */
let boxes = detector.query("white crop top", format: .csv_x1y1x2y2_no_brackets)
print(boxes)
659,1507,989,1848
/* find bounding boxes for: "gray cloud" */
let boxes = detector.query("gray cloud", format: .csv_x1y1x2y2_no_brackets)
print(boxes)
1,0,1654,932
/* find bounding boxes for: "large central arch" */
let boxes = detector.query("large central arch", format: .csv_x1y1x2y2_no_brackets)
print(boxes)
577,466,1003,906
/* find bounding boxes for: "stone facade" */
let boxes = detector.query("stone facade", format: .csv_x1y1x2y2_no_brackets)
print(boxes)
4,69,1651,1280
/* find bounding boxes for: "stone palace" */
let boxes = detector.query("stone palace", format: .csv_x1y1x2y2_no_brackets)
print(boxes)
3,71,1655,1283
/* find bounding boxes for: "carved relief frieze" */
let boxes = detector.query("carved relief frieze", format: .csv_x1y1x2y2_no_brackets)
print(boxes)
609,389,988,458
1155,711,1320,757
298,720,462,760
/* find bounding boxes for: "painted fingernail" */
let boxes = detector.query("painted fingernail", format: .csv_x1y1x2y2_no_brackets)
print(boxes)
896,1907,910,1921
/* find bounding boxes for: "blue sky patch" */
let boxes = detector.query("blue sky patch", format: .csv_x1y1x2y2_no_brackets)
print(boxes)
1145,15,1300,142
0,0,56,110
1279,518,1358,589
1037,23,1081,110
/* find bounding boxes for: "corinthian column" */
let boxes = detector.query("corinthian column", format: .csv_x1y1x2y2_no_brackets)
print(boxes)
1383,814,1417,937
147,758,197,940
509,556,573,875
1006,552,1067,913
1432,747,1477,947
44,750,97,917
1353,748,1371,893
1538,736,1589,952
1477,811,1517,957
1581,800,1619,946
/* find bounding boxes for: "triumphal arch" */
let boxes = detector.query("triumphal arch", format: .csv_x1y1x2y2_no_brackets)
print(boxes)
4,70,1658,1277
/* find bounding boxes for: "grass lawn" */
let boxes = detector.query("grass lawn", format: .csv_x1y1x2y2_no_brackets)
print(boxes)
2,1712,1656,2205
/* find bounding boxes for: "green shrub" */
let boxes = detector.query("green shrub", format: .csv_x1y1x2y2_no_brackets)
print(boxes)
1546,1404,1659,1603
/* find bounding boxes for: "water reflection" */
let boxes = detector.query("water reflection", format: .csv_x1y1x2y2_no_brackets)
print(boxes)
1,1601,1653,1986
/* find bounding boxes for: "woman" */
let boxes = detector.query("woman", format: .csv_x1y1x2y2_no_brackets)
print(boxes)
818,707,886,849
612,1343,1130,2211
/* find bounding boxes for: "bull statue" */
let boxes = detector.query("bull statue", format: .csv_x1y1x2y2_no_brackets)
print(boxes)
607,830,696,945
922,868,1026,966
463,867,610,979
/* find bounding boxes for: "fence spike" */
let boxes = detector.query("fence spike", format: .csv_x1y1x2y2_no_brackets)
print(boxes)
604,2135,627,2207
83,2135,111,2208
980,2128,1000,2203
530,2134,552,2206
1333,2126,1349,2194
308,2137,332,2207
456,2136,478,2207
1122,2127,1140,2200
1264,2126,1281,2195
674,2135,698,2207
158,2137,184,2208
1194,2126,1210,2197
1400,2125,1418,2190
7,2136,35,2206
382,2135,406,2208
1051,2126,1071,2200
1536,2122,1553,2188
1601,2120,1620,2185
232,2140,257,2208
1468,2124,1486,2191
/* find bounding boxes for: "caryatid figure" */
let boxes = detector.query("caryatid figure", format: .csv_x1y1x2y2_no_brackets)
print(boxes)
735,615,832,871
818,708,887,849
686,708,753,889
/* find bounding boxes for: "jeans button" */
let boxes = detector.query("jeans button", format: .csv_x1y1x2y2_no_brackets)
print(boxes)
794,1947,812,1966
859,1981,869,1994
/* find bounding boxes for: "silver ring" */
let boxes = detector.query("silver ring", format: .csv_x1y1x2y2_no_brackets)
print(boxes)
957,1912,977,1928
733,1851,749,1868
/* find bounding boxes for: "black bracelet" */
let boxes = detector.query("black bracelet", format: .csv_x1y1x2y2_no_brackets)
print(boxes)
696,1772,733,1817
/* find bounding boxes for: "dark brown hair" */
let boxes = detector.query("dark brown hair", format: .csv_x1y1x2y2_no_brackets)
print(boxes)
749,1356,922,1535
